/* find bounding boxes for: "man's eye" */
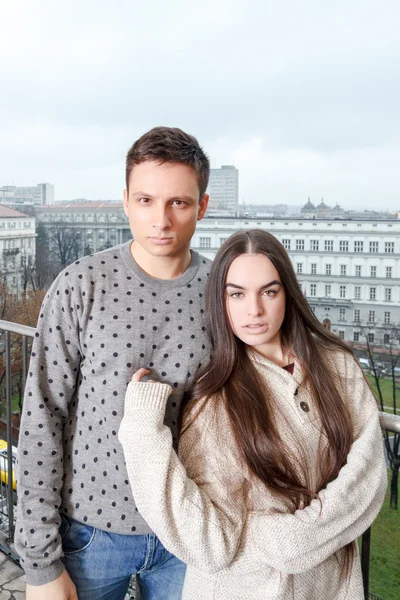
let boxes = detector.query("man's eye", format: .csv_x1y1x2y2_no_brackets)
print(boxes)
173,200,187,206
139,197,150,203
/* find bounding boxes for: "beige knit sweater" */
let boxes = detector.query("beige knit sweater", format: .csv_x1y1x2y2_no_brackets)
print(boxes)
118,350,387,599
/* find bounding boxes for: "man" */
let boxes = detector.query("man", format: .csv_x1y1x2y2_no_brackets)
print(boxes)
15,127,211,600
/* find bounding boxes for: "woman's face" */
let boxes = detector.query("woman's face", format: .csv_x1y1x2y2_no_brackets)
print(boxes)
225,253,286,354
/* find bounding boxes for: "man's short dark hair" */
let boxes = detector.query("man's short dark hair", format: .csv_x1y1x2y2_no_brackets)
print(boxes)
126,126,210,197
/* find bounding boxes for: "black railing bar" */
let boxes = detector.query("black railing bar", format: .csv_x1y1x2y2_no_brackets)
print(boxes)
361,526,371,600
0,320,35,338
5,332,14,540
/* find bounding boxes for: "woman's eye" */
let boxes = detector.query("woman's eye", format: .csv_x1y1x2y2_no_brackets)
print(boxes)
264,289,277,297
230,292,243,299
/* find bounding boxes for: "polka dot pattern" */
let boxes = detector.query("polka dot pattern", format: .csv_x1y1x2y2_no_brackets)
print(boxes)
15,242,212,577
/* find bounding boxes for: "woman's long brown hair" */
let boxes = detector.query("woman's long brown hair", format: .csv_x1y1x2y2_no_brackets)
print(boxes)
182,229,356,572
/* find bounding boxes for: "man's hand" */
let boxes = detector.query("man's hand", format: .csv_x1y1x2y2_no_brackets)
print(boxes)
26,570,78,600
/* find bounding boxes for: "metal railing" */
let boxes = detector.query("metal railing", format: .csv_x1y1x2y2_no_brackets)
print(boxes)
0,318,399,600
0,319,34,555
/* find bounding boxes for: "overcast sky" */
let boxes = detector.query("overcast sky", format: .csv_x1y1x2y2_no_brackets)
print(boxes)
1,0,399,210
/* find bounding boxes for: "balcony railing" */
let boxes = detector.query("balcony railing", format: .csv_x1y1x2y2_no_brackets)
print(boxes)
0,318,399,600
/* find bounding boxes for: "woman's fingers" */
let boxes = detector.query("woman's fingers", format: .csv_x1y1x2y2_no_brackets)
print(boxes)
131,368,151,382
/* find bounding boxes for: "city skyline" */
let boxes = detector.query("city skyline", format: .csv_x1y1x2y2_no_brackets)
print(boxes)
1,1,399,211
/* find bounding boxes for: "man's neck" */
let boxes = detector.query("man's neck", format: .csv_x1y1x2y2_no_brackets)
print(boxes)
130,241,192,280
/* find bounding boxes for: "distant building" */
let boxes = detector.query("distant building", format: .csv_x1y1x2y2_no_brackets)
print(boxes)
0,183,54,207
0,204,36,294
207,165,239,213
300,198,395,220
191,214,400,345
35,202,130,254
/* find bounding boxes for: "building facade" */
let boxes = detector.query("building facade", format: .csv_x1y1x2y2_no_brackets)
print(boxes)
0,205,36,294
35,202,131,254
191,216,400,345
34,204,400,345
206,165,239,213
0,183,54,207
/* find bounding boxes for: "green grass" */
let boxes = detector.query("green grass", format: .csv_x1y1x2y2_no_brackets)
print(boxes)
369,471,400,599
367,375,399,412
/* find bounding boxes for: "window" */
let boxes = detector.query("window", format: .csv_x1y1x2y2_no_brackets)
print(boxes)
354,309,360,322
369,287,376,300
354,241,364,252
370,266,377,277
310,284,317,296
199,237,211,248
311,263,317,275
219,238,228,246
384,311,391,324
296,239,305,251
339,308,346,321
340,265,347,276
310,240,319,251
385,241,394,253
325,285,331,297
385,288,392,301
369,241,379,253
339,331,345,340
355,265,362,277
353,331,360,342
384,333,390,344
296,263,303,274
368,332,375,343
325,240,333,252
281,238,291,250
325,264,332,275
339,285,346,298
339,240,349,252
386,266,392,278
368,310,375,323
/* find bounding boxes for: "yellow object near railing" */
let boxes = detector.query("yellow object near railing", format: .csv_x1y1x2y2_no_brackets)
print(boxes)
0,439,17,491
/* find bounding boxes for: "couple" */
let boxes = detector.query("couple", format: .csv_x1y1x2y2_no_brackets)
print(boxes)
16,127,386,599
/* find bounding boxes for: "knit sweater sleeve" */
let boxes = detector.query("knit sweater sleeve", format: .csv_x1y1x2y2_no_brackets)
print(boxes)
15,273,82,585
247,359,387,574
118,382,245,573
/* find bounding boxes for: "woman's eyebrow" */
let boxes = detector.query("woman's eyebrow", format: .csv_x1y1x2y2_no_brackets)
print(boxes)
225,280,282,290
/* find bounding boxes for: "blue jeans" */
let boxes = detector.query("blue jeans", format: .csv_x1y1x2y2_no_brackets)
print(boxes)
60,515,186,600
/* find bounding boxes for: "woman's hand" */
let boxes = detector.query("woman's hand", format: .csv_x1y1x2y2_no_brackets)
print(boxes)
131,368,156,383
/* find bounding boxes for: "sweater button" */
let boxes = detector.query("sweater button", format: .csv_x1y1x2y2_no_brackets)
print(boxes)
293,388,299,396
300,401,309,412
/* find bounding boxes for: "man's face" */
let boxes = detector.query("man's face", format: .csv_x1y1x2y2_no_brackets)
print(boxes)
123,160,208,259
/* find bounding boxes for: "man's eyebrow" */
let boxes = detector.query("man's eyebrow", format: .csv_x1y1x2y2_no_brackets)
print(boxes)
130,191,196,202
225,280,282,290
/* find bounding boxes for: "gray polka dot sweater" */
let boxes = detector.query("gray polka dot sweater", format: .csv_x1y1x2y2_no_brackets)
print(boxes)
15,241,212,586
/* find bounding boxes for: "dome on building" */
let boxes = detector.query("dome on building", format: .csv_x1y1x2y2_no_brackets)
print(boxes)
316,199,329,210
301,198,316,212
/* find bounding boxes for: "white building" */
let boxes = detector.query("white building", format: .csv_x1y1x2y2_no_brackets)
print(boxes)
0,204,36,294
0,183,54,207
191,216,400,345
35,202,130,254
206,166,239,213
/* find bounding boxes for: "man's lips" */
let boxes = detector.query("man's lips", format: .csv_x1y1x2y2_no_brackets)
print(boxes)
149,237,173,245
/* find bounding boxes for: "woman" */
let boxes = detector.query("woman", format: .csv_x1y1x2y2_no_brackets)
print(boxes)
118,230,387,599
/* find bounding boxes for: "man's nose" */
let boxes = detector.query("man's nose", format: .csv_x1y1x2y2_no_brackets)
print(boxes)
153,206,171,230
